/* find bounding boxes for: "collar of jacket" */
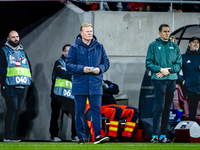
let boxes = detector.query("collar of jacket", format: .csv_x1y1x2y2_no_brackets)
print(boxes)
76,34,97,48
156,37,170,44
5,41,23,51
186,46,200,55
60,54,66,61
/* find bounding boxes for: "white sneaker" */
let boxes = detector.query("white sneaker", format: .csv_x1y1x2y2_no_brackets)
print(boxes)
94,136,109,144
72,136,79,142
51,137,62,142
4,138,21,142
3,138,21,142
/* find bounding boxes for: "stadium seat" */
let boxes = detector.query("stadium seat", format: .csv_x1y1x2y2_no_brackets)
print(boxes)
195,102,200,124
172,84,189,120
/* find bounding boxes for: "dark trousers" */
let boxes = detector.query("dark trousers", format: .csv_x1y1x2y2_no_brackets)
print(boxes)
152,80,176,136
102,106,139,122
187,94,200,121
126,106,139,122
75,95,101,139
2,86,25,139
49,96,76,139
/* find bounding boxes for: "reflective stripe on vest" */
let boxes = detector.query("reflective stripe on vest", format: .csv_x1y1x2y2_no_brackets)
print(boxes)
7,67,31,77
54,78,72,88
3,47,31,85
53,78,74,99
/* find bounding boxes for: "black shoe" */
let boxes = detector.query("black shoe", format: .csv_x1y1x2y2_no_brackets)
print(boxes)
159,137,172,143
94,136,109,144
151,137,158,143
78,139,85,144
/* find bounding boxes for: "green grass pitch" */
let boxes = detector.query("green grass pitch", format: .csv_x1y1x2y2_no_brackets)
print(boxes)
1,142,200,150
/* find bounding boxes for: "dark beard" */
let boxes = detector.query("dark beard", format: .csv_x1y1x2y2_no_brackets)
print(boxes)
8,40,20,47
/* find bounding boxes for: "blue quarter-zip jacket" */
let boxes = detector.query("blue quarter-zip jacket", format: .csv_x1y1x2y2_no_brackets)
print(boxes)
65,34,110,95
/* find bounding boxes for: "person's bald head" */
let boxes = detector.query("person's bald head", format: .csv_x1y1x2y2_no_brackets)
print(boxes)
7,30,20,48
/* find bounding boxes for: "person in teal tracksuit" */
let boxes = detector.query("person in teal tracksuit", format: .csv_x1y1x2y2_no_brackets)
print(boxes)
146,24,182,143
0,30,32,142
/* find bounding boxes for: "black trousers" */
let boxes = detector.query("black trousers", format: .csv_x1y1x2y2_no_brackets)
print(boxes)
49,95,76,139
152,80,176,136
187,93,200,121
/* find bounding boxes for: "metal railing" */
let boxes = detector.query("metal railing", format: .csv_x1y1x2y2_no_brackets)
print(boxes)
81,0,200,11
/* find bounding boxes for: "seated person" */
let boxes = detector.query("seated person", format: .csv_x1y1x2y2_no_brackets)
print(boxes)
71,1,99,11
172,4,183,12
122,3,149,11
84,80,139,141
101,80,139,141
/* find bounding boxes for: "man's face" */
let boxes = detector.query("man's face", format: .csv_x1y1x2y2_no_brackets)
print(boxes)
63,46,69,57
189,39,199,51
159,27,170,41
80,26,93,42
7,31,20,47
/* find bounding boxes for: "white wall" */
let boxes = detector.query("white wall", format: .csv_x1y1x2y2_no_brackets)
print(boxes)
93,11,200,107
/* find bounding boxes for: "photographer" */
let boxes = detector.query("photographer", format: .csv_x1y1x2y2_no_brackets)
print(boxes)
178,36,200,122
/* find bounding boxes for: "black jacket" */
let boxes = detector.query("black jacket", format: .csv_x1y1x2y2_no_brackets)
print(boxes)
102,80,119,106
178,47,200,95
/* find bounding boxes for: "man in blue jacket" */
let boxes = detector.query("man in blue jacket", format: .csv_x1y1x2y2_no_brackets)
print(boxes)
178,36,200,122
146,24,182,143
65,23,110,144
0,30,32,142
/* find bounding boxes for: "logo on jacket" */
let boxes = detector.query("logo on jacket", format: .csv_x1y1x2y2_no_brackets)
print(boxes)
15,61,21,67
187,60,191,63
169,47,174,49
9,55,15,64
158,47,161,50
20,56,27,65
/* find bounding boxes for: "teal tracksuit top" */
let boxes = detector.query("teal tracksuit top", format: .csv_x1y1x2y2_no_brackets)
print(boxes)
146,37,182,80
